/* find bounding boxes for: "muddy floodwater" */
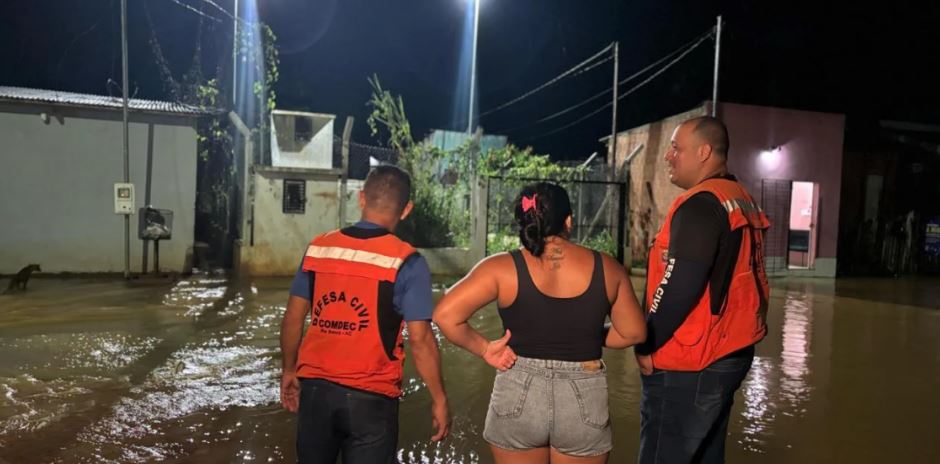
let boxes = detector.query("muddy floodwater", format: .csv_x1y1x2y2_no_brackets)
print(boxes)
0,274,937,463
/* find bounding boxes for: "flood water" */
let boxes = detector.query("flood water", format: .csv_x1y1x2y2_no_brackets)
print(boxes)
0,274,937,463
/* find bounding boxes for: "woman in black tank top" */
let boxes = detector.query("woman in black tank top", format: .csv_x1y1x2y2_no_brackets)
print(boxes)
434,182,646,463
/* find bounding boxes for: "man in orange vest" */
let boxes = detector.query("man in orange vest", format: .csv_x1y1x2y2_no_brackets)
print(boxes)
635,116,770,463
280,165,450,463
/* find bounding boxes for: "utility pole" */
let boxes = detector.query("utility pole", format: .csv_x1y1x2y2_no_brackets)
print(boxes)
711,15,722,117
120,0,131,279
606,41,620,253
609,41,619,173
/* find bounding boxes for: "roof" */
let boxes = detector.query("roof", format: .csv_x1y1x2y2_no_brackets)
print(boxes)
272,109,336,119
0,86,216,116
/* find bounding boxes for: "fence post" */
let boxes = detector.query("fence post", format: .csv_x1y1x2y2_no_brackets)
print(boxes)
472,177,488,262
617,181,627,265
339,116,354,229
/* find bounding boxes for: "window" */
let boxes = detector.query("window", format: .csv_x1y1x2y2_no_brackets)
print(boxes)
294,117,313,145
283,179,306,214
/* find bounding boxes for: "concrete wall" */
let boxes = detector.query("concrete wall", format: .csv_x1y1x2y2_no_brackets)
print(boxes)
614,102,845,277
271,111,334,169
238,167,347,276
614,104,710,265
0,102,198,274
721,102,845,277
238,172,487,277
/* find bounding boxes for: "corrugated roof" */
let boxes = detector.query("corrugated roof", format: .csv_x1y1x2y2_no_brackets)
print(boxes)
0,86,216,116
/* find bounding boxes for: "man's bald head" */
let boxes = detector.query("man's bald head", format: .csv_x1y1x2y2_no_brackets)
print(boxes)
686,116,730,159
363,165,412,214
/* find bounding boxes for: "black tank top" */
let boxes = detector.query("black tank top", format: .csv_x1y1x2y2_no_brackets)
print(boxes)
498,249,611,362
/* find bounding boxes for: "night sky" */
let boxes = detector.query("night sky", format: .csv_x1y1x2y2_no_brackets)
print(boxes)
2,0,938,159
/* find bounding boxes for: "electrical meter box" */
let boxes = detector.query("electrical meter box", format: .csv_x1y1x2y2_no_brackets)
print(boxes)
114,183,135,215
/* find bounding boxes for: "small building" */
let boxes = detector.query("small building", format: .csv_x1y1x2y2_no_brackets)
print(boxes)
424,129,508,183
0,86,207,274
425,129,508,154
271,110,335,169
235,118,491,276
236,110,359,276
608,102,845,277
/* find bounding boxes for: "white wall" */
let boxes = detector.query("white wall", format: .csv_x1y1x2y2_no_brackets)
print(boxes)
0,104,198,274
238,172,487,277
302,118,334,169
270,112,334,170
239,168,351,275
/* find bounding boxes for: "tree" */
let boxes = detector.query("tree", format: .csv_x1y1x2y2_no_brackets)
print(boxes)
366,76,600,251
143,1,279,267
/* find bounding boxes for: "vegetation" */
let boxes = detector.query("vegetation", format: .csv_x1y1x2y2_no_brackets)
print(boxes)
366,76,619,257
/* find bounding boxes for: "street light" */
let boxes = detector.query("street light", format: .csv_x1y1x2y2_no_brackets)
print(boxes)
467,0,480,135
233,0,238,106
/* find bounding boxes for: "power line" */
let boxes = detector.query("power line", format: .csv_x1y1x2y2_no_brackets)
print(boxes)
617,28,715,89
164,0,224,23
502,28,715,134
572,54,612,77
476,43,614,119
519,28,715,143
518,101,613,143
192,0,237,21
500,87,610,133
616,29,713,103
164,0,255,26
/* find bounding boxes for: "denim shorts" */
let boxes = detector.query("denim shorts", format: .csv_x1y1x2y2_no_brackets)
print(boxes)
483,356,613,457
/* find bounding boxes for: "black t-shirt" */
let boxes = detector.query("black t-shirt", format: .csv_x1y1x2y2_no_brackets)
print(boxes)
634,176,743,355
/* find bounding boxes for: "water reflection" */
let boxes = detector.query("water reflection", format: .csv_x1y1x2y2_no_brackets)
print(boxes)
1,276,938,463
739,355,772,453
737,287,818,456
779,293,812,413
162,277,229,317
73,343,277,461
0,374,120,440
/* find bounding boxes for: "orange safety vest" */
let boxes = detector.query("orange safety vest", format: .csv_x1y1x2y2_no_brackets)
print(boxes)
296,227,417,398
645,178,771,371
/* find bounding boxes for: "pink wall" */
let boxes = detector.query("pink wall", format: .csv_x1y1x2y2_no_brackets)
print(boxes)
720,102,845,258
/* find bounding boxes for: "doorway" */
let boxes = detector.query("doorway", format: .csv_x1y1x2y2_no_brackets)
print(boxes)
761,179,820,271
787,181,819,269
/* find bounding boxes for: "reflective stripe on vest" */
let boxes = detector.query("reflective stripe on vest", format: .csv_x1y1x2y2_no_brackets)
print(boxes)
302,230,416,283
645,178,771,371
305,245,406,271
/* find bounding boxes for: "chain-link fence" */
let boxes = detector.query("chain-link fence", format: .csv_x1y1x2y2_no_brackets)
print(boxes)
486,176,627,262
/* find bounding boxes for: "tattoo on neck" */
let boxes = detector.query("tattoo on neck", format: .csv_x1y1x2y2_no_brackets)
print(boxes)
548,246,564,270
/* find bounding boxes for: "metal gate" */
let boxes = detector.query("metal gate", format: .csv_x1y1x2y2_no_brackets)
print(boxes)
761,179,792,272
486,176,627,263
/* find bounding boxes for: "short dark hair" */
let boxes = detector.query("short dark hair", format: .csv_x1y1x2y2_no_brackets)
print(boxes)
688,116,730,158
363,165,412,213
514,182,572,257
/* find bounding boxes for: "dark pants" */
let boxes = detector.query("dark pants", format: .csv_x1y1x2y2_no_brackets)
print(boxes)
638,347,754,464
297,378,399,464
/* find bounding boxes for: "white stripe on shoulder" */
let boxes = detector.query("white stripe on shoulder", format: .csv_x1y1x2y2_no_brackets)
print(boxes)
305,245,404,270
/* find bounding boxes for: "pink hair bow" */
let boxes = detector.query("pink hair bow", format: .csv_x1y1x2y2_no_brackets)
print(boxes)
522,194,538,213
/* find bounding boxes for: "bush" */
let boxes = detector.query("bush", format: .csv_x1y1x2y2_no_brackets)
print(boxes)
366,76,587,250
